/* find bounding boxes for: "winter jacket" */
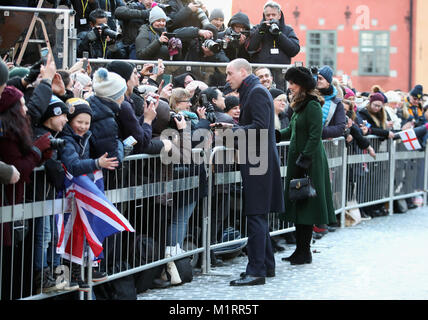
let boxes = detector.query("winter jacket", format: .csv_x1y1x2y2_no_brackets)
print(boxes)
232,74,285,216
114,2,150,45
60,0,99,33
59,123,99,179
184,38,229,62
278,95,336,225
321,87,346,139
247,10,300,64
218,12,251,61
119,97,153,154
87,95,124,162
97,0,125,31
357,107,391,139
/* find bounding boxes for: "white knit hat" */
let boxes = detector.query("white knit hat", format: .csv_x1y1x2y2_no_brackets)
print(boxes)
385,90,402,104
93,68,127,101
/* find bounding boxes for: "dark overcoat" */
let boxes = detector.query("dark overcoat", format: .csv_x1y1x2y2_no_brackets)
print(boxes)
279,96,336,225
234,74,285,216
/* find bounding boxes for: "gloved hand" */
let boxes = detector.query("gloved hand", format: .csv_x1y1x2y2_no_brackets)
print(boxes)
32,132,52,161
24,60,43,84
259,22,269,33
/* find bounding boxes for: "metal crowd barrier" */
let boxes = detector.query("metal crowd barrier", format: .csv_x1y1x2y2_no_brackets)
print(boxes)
1,137,427,300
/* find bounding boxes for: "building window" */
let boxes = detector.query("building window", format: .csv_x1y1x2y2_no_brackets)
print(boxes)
306,30,337,70
359,31,390,76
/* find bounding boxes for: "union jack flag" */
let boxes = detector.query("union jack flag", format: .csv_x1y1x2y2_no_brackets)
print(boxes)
56,170,134,265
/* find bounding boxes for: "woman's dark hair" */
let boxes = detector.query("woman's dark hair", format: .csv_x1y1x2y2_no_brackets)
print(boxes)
290,86,324,111
201,87,220,104
0,100,33,154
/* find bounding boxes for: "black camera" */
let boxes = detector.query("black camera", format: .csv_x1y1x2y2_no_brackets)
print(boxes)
202,39,222,54
88,23,122,42
49,137,66,150
268,20,280,36
169,111,183,129
156,3,173,15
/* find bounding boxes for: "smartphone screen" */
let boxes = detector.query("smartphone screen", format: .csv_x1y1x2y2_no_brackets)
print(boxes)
162,74,172,85
82,51,89,70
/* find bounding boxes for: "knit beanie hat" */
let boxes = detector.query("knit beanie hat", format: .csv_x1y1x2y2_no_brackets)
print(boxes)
41,95,69,123
209,8,224,21
269,88,285,100
385,90,401,104
72,72,92,88
369,92,385,104
344,87,355,99
9,67,30,79
93,68,127,101
318,65,333,84
149,6,167,25
66,97,93,121
0,60,8,86
0,86,23,113
106,61,135,82
224,95,239,113
410,84,423,99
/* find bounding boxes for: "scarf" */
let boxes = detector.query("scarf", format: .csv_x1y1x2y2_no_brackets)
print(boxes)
321,85,337,126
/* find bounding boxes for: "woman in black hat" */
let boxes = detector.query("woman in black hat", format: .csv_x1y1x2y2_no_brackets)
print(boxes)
276,66,336,265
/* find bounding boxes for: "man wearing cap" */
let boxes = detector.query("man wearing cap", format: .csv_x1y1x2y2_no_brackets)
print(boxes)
404,85,425,128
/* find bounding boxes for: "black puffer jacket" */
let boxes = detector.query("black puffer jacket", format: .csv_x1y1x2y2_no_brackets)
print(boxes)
247,10,300,64
87,95,124,162
114,2,150,46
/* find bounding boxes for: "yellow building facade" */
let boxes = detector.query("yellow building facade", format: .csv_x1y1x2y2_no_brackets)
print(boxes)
414,0,428,90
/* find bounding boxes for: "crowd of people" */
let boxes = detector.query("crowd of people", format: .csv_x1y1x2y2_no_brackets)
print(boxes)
1,0,428,299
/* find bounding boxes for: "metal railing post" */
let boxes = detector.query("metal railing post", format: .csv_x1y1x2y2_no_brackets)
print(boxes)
340,138,348,228
388,139,396,215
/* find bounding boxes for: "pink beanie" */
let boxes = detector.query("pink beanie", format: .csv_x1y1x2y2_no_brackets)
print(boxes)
344,88,355,99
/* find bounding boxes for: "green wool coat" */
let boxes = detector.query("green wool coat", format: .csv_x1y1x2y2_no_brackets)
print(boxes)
279,97,336,225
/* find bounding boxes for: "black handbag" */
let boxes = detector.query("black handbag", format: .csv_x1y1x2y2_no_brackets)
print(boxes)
289,175,317,201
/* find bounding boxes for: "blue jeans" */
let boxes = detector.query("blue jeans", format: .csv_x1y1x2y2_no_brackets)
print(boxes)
167,201,197,247
34,216,60,271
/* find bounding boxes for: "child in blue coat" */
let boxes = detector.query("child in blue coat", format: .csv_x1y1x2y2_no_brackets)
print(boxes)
59,97,118,288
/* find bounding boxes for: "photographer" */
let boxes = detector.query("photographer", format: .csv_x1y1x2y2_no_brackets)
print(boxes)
248,1,300,89
184,36,229,62
77,9,126,59
114,0,151,58
218,12,251,61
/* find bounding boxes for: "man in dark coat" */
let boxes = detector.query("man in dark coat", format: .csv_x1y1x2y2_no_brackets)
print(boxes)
219,58,284,286
247,1,300,91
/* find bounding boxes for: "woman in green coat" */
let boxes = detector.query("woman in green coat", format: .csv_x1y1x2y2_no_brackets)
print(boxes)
277,66,336,265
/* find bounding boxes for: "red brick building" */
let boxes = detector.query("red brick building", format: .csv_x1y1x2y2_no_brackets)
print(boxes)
232,0,416,92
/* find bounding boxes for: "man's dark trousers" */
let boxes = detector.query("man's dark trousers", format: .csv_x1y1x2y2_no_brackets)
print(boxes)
245,214,275,277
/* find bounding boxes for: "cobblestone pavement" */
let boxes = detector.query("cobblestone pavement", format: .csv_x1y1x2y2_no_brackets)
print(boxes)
138,207,428,300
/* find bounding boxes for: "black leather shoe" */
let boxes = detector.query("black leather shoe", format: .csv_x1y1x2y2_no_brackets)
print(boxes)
239,269,275,278
151,278,171,289
230,275,265,286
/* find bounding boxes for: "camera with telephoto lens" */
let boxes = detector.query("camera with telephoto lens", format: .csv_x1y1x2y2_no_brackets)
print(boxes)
49,137,66,150
202,39,222,54
87,23,122,42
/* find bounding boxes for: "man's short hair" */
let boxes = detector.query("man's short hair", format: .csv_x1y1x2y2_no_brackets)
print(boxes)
255,67,272,77
230,58,252,75
263,1,281,13
89,8,107,24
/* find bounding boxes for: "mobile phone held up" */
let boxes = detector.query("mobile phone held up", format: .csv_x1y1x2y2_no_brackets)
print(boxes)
40,47,49,65
82,51,89,70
